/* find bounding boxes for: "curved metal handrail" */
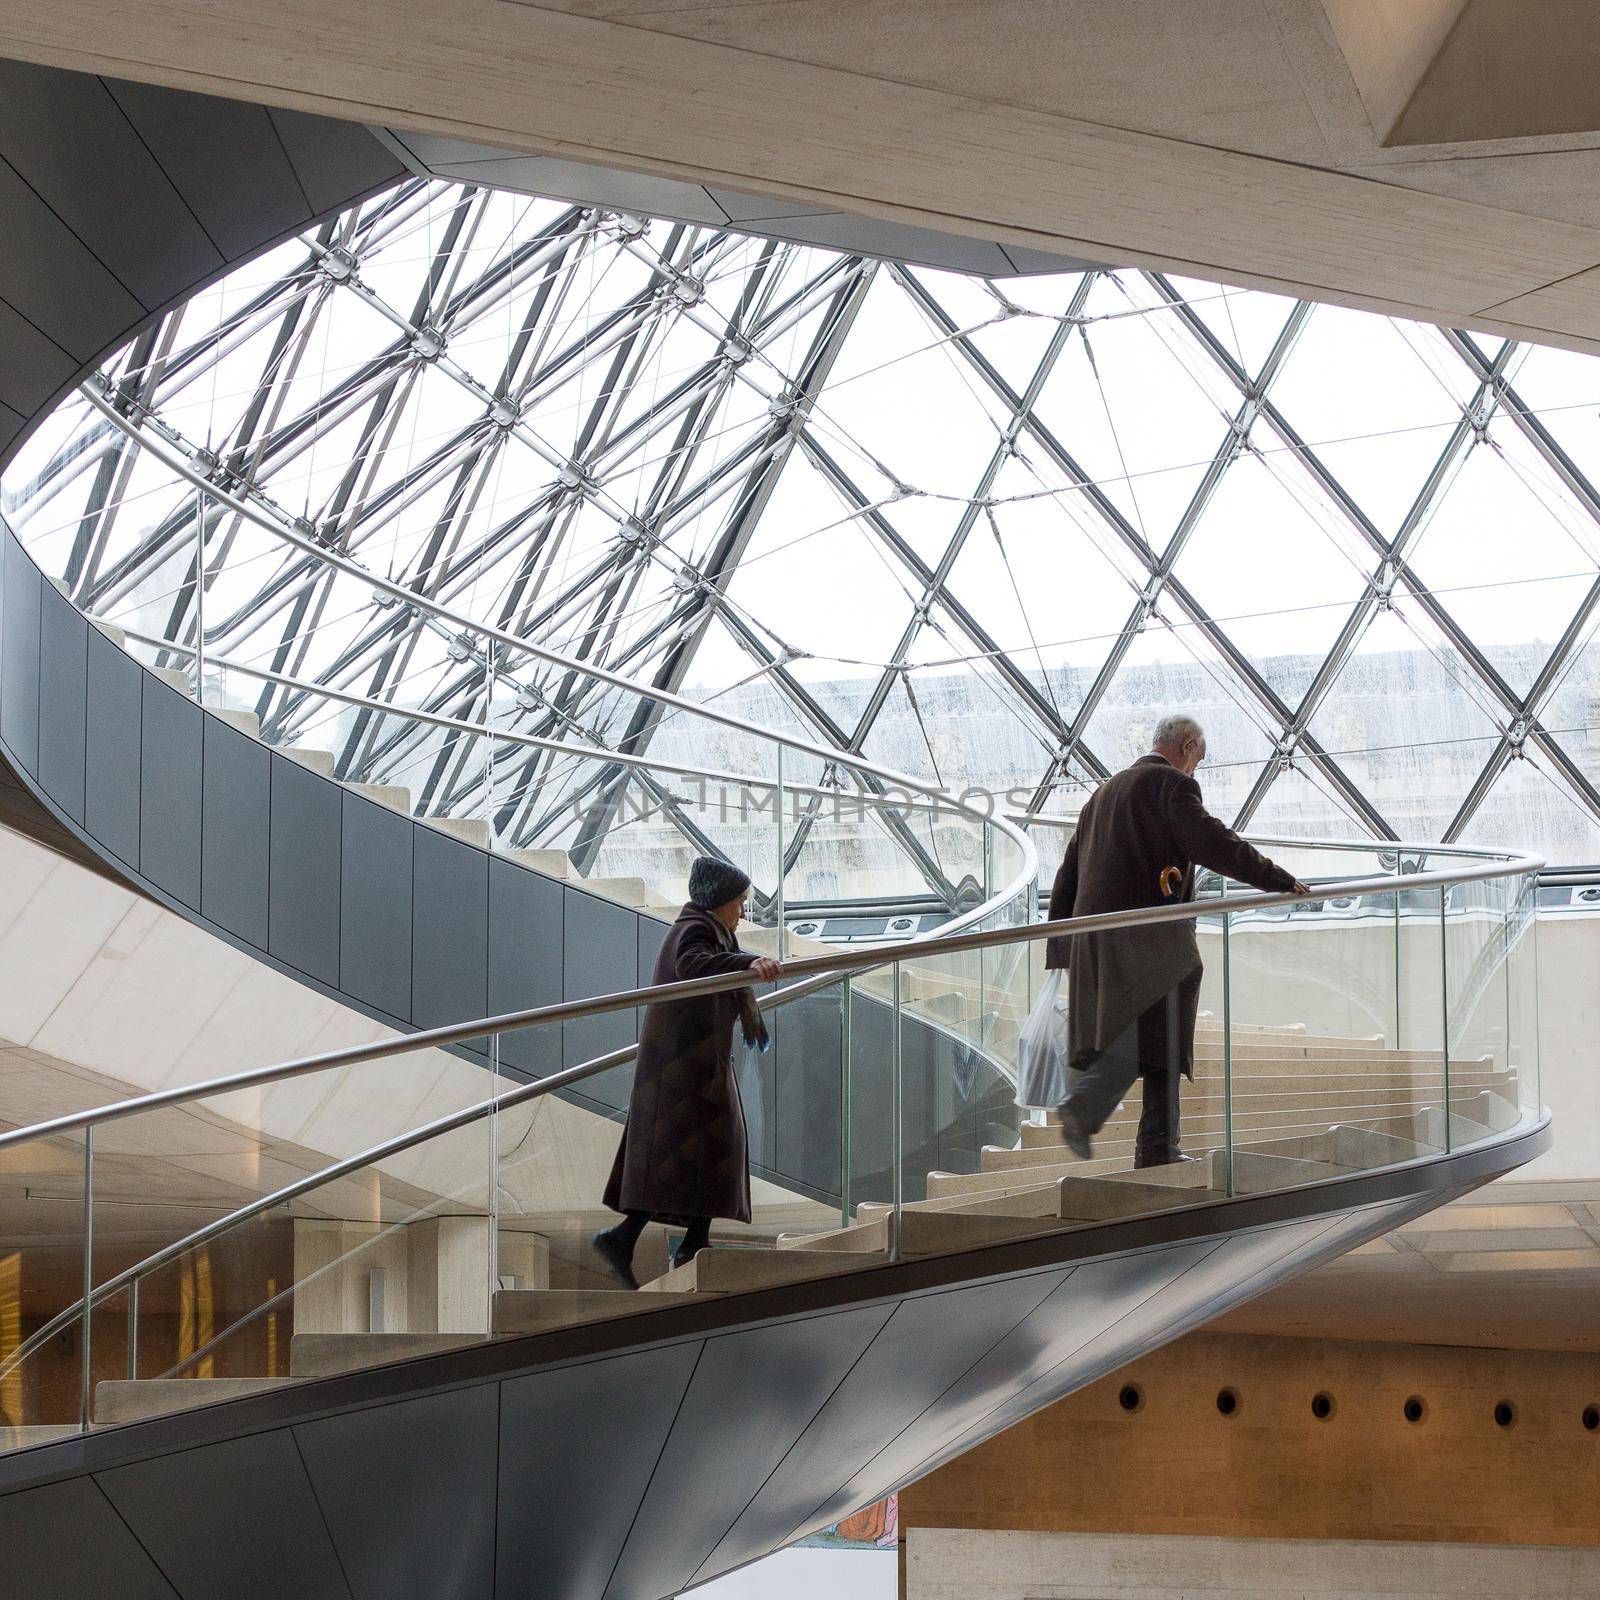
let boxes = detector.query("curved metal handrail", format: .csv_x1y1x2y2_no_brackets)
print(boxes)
0,844,1543,1386
0,845,1539,1154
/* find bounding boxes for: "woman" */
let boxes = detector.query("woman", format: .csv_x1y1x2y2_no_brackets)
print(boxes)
593,855,782,1288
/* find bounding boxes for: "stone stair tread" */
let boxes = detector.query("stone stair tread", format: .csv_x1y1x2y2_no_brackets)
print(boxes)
150,665,194,695
641,1245,888,1294
211,706,261,737
282,745,336,777
425,815,491,846
509,848,576,880
289,1331,488,1378
491,1288,699,1334
94,1376,296,1425
348,781,412,814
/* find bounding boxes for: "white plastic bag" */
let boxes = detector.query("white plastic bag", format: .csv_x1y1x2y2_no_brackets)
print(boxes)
1015,968,1070,1109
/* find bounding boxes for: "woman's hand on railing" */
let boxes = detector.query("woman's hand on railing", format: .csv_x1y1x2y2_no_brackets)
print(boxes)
751,956,784,981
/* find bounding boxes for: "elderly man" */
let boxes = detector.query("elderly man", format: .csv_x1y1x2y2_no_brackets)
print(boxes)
1046,715,1306,1167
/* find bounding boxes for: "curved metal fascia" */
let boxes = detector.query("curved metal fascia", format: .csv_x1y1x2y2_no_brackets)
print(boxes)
74,379,1037,878
0,1110,1552,1494
114,622,1038,875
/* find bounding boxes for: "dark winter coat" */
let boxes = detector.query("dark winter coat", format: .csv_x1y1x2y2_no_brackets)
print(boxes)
603,904,767,1224
1043,754,1297,1080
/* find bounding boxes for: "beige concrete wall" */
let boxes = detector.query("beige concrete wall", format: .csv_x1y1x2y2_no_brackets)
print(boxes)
905,1526,1600,1600
900,1331,1600,1549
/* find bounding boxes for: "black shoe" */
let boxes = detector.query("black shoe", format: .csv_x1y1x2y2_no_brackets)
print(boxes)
1055,1108,1092,1161
592,1227,640,1290
671,1243,704,1272
1135,1151,1199,1169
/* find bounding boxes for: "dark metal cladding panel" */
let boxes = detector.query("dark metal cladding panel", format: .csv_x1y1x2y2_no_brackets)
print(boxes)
101,80,312,262
340,791,413,1024
773,985,844,1198
0,399,23,458
96,1428,353,1600
0,61,223,309
266,108,404,215
139,677,204,909
561,890,639,1099
696,1270,1073,1583
846,988,894,1205
83,625,142,867
487,856,564,1079
827,1245,1218,1511
635,912,669,1064
1,532,41,774
202,716,271,950
0,1476,178,1600
411,825,489,1031
0,154,143,361
496,1340,702,1600
0,295,77,420
906,1218,1358,1485
36,582,87,822
295,1384,498,1600
269,753,343,987
605,1304,893,1600
798,1267,1083,1537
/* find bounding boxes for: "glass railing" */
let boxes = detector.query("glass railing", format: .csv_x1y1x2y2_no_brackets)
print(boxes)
0,842,1541,1455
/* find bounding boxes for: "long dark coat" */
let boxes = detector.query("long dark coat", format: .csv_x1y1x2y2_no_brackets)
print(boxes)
603,905,763,1224
1044,754,1297,1080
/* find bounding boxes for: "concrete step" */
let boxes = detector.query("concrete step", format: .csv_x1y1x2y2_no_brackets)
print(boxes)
491,1288,698,1335
282,745,336,777
289,1332,486,1378
583,876,677,911
852,1172,1222,1227
640,1245,889,1295
509,848,576,880
426,815,491,847
348,781,412,815
927,1142,1225,1203
94,1377,295,1426
211,706,261,738
1221,1148,1353,1192
150,665,194,696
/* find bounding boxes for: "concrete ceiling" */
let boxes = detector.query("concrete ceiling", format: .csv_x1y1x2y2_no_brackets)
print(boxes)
9,2,1600,350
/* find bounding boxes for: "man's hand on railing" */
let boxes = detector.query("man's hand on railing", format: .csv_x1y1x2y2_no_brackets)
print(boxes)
1291,880,1310,896
751,956,784,981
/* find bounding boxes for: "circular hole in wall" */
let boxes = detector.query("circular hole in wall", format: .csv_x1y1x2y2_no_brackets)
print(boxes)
1583,1405,1599,1433
1118,1385,1144,1413
1494,1400,1517,1429
1311,1392,1335,1421
1216,1387,1241,1418
1403,1395,1427,1424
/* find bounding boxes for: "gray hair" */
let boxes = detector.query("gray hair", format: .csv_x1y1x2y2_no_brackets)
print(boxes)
1152,714,1203,751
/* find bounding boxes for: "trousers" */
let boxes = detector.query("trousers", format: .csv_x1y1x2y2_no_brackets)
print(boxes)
1061,987,1185,1167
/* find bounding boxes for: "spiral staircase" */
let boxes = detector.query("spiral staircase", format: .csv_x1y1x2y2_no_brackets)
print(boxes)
0,59,1552,1600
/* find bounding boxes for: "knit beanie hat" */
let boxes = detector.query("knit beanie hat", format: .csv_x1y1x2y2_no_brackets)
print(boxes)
687,855,751,910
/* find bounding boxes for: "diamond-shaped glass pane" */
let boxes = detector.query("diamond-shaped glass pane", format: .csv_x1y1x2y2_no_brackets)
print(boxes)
1304,585,1506,841
1405,424,1600,698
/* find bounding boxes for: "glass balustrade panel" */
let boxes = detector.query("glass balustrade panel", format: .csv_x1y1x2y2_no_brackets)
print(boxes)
0,1132,88,1455
80,1050,501,1431
1219,881,1435,1192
